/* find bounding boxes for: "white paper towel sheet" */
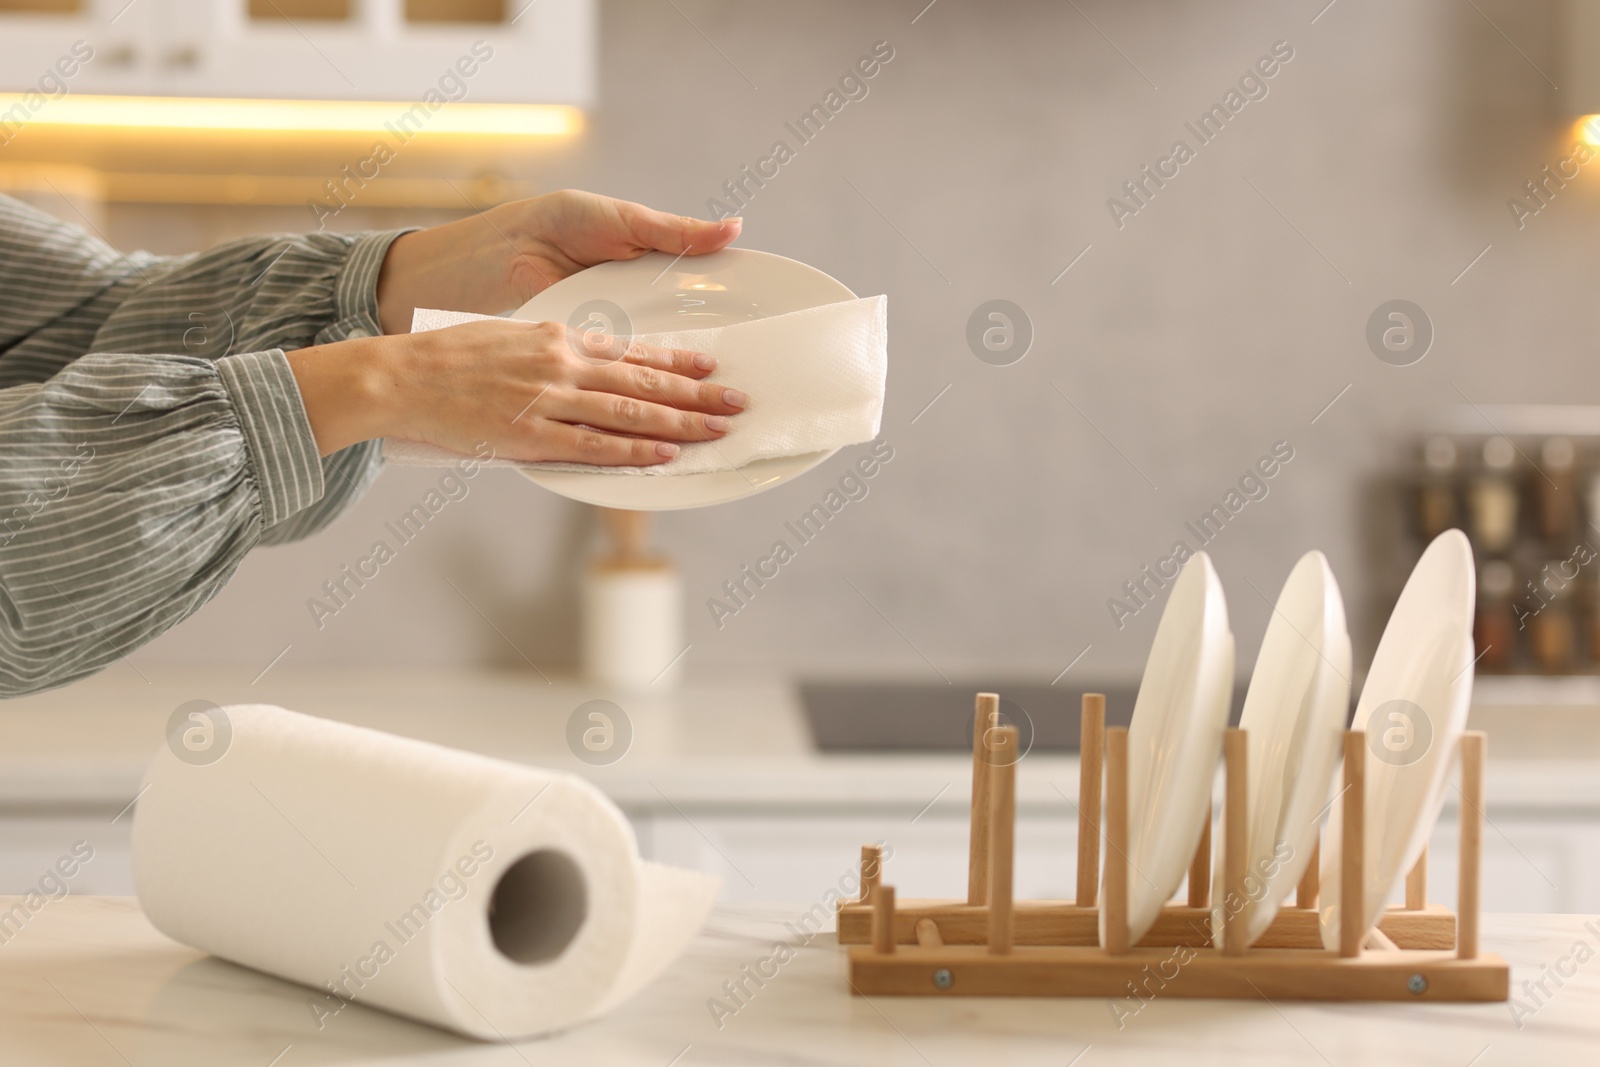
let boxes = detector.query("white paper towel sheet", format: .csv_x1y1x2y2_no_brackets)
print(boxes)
383,295,888,475
131,705,718,1040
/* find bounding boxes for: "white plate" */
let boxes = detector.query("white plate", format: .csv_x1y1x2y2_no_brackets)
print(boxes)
1317,529,1476,950
1211,551,1351,947
1102,552,1235,947
510,248,856,511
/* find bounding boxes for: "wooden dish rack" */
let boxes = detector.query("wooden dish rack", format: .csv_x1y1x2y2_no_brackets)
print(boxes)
835,693,1509,1001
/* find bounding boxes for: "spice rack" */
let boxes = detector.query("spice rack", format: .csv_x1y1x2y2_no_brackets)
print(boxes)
1410,406,1600,674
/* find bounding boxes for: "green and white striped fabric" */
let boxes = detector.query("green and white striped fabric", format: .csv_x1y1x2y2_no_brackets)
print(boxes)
0,194,406,696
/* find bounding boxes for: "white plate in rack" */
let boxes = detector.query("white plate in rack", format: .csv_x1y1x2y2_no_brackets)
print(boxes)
1102,551,1235,948
1212,550,1352,947
510,248,855,511
1317,529,1476,950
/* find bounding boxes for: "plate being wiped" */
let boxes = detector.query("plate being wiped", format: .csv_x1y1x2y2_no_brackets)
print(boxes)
511,248,856,511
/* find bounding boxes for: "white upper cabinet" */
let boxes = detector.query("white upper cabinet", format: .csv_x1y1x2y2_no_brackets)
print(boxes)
1,0,154,96
0,0,594,104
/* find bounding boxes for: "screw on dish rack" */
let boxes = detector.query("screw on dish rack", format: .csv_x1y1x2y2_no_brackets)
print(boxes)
933,968,954,990
1407,974,1428,995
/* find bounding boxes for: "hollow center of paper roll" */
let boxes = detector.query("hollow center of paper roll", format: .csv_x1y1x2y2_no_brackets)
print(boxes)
487,849,588,964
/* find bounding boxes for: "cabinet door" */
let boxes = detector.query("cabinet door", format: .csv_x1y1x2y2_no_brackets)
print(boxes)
151,0,593,104
1421,815,1599,914
0,816,133,895
0,0,151,96
637,813,1080,906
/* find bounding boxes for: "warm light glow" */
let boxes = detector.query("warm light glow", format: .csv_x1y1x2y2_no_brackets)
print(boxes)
1577,115,1600,146
0,94,583,137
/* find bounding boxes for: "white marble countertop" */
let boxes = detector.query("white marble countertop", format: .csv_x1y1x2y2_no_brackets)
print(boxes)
1,896,1595,1065
2,667,1600,816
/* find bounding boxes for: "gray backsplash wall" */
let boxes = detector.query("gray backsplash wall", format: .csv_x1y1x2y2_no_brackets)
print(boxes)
93,0,1595,685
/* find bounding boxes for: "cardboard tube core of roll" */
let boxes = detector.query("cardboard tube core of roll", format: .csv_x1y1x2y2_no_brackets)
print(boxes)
488,850,590,964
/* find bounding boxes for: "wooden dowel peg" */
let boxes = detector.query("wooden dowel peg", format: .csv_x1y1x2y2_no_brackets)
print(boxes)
871,885,896,955
1406,847,1427,911
1104,726,1130,956
1076,693,1105,908
1188,800,1212,909
1222,729,1249,956
987,725,1019,955
1297,834,1319,909
915,918,944,949
1339,731,1366,959
860,844,882,903
1459,731,1486,961
968,693,1000,906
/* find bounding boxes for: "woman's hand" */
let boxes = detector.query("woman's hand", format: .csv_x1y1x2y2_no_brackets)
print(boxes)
302,188,748,465
287,320,747,465
375,190,742,335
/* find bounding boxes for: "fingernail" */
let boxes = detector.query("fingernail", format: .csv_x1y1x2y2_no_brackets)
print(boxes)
723,216,743,224
723,388,748,408
656,442,680,458
693,353,716,371
705,415,731,432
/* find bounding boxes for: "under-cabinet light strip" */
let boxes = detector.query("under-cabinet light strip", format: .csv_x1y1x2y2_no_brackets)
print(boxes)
0,94,582,136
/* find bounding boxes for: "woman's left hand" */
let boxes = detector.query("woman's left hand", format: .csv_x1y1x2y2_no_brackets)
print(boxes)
376,190,742,334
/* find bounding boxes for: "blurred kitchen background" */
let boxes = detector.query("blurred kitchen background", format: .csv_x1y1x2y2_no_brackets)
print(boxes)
5,0,1600,914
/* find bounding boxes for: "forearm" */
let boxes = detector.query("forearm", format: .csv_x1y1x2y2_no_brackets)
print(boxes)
285,336,398,455
0,194,166,351
60,224,411,376
0,351,318,696
374,209,520,335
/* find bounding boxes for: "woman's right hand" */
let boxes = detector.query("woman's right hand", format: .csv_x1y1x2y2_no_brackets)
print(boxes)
287,319,747,464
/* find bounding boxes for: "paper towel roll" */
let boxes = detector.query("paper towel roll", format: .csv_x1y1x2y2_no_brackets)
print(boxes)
131,705,718,1040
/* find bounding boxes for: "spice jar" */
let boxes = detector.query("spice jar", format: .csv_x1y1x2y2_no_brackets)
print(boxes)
1536,436,1578,545
1468,437,1519,555
1416,436,1459,542
1526,558,1577,673
1474,560,1516,673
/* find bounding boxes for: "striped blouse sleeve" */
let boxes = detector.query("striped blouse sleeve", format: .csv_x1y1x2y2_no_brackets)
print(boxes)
0,194,409,696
